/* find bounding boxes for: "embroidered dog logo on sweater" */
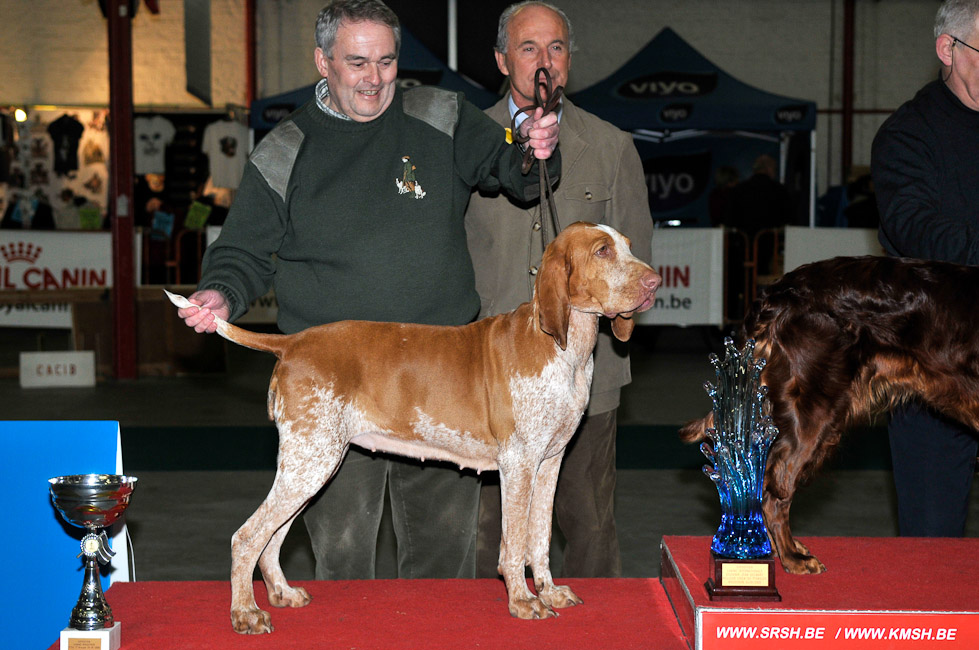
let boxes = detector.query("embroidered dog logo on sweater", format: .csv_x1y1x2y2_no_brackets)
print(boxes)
396,155,426,199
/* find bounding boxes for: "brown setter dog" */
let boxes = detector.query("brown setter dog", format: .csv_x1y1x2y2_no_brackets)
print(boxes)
680,255,979,574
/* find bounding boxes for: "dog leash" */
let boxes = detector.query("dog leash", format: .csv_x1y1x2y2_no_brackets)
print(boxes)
510,67,564,246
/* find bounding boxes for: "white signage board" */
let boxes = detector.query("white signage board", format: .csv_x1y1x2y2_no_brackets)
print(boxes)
783,226,884,273
638,227,725,326
0,231,141,328
19,351,96,388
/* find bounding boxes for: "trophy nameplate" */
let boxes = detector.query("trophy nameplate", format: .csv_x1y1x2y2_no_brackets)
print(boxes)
60,622,121,650
705,551,781,601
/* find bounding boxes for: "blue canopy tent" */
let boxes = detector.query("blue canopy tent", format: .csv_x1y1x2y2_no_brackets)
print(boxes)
570,28,817,227
250,28,499,132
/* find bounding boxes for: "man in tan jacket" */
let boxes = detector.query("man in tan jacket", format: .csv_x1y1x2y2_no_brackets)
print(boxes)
465,1,654,578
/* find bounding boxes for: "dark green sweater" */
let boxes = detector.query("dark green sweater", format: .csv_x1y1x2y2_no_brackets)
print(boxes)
199,86,558,333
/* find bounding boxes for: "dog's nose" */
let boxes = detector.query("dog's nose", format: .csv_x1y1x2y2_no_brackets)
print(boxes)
642,270,662,292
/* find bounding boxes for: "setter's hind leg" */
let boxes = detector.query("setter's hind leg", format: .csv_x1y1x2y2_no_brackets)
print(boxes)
763,419,843,575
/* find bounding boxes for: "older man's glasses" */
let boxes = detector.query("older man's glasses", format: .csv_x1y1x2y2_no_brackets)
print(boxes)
953,36,979,55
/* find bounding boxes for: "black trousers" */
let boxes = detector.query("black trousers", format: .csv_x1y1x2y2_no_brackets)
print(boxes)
888,401,978,536
303,448,479,579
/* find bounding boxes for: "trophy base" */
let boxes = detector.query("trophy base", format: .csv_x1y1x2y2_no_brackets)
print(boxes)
705,551,781,601
60,622,121,650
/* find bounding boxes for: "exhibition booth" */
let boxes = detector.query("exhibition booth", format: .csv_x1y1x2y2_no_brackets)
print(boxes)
570,27,817,229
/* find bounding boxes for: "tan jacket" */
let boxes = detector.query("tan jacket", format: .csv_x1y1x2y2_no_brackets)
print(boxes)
465,96,654,414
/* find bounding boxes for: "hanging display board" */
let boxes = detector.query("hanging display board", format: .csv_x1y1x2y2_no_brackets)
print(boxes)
0,230,142,328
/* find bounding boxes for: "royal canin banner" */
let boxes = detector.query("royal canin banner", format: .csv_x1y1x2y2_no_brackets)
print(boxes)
637,227,725,327
0,231,141,328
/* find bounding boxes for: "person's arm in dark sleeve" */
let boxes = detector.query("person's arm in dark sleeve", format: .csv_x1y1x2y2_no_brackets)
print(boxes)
197,159,288,321
872,122,979,263
455,99,560,202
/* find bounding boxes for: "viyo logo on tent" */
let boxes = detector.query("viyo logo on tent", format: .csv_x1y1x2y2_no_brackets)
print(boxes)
660,103,693,123
618,72,718,99
775,104,809,124
643,151,711,213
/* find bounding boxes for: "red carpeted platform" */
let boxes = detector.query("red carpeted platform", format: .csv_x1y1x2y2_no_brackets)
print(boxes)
661,535,979,650
46,578,688,649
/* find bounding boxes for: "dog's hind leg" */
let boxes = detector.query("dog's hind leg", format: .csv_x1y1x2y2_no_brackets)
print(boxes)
259,509,312,608
230,428,345,634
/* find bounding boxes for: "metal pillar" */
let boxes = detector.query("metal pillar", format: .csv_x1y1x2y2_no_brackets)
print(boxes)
107,0,137,379
841,0,855,181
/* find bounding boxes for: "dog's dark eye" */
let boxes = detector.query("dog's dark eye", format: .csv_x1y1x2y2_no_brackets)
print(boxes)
596,245,611,258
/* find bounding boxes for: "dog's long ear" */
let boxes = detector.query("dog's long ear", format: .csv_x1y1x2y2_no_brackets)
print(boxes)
611,314,636,342
536,239,571,350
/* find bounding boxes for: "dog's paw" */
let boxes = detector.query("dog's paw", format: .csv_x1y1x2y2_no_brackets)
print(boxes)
267,585,311,609
776,539,827,574
508,595,557,620
231,607,274,634
780,552,827,575
538,584,582,609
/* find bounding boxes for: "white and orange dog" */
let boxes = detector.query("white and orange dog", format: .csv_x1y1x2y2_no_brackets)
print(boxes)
166,222,660,634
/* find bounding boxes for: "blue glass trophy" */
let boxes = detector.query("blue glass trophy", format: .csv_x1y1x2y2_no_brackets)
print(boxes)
698,338,781,601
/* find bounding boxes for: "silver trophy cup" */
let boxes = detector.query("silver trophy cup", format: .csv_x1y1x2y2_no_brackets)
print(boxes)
49,474,137,631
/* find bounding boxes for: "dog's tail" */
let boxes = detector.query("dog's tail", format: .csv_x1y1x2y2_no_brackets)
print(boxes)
679,412,712,443
164,290,287,355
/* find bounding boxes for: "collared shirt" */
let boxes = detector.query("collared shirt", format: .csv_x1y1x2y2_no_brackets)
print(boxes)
315,78,352,121
507,93,563,132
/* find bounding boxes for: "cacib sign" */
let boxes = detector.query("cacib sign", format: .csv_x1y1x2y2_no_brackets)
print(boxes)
617,72,718,99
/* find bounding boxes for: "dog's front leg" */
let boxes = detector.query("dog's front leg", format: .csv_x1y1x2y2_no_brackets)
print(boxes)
498,460,556,619
528,453,582,610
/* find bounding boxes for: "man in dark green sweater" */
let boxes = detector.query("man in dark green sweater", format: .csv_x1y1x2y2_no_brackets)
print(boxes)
176,0,560,580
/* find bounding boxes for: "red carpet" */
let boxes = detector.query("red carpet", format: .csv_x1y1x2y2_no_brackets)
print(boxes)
47,578,688,649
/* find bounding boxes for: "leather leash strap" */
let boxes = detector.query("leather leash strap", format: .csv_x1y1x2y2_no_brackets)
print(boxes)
510,67,564,246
